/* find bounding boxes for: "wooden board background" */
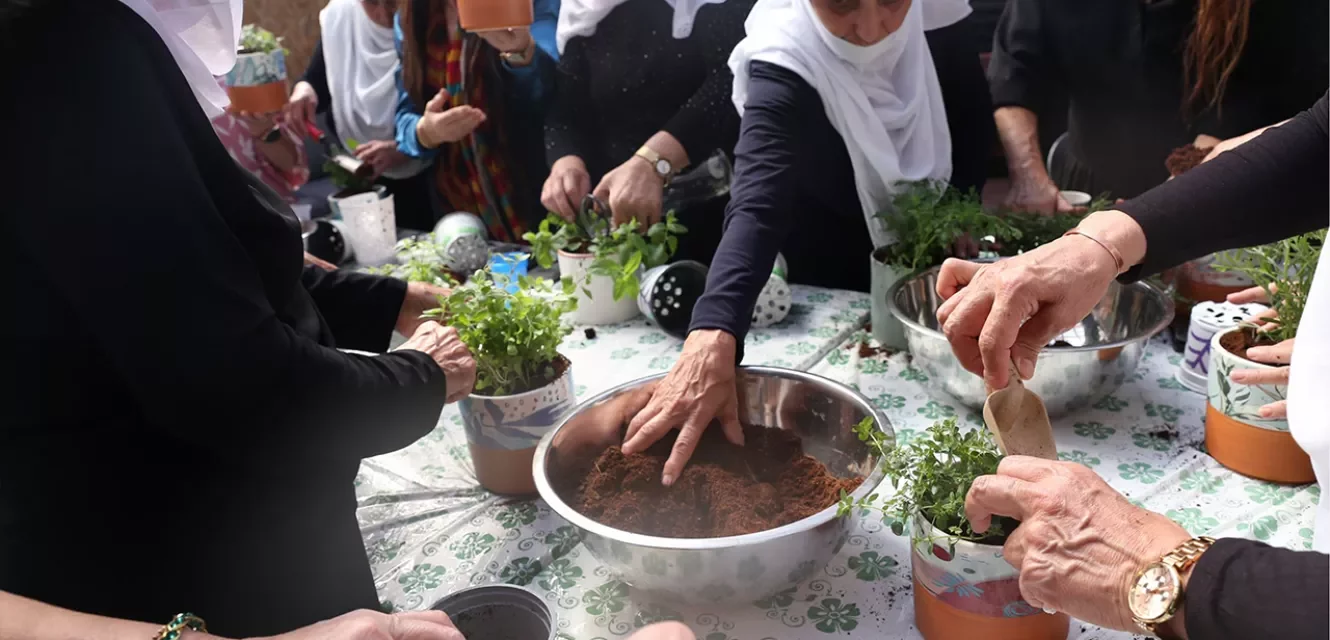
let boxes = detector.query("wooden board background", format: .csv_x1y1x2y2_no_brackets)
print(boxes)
243,0,330,83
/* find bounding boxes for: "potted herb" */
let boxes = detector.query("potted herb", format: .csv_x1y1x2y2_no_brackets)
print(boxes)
225,25,289,114
364,238,458,285
872,181,1021,349
424,270,578,495
1205,230,1324,484
525,211,686,325
841,417,1068,640
325,140,388,220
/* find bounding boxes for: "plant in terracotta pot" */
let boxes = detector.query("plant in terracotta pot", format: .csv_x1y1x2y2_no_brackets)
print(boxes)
841,417,1068,640
226,25,289,114
525,210,686,325
1204,230,1324,484
871,181,1021,350
423,269,578,495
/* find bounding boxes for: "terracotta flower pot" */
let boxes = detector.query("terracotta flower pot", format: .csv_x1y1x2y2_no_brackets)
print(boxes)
1176,255,1254,304
911,515,1068,640
558,251,640,325
456,0,534,32
459,356,576,495
1205,328,1314,484
870,246,912,351
225,49,288,113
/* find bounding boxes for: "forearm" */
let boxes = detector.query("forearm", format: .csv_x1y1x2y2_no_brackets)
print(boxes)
0,591,228,640
995,106,1049,185
643,131,689,172
1180,539,1329,640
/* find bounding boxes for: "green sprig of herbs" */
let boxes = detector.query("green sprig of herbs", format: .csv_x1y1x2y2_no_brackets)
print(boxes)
523,212,687,302
877,181,1022,272
1213,229,1325,344
838,417,1013,551
423,270,576,396
239,24,287,55
364,239,455,285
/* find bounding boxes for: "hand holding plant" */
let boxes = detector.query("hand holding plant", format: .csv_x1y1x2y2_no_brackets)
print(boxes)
395,322,477,404
1213,229,1325,344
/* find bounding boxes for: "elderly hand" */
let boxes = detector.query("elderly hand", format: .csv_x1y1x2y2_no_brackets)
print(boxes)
623,330,744,485
285,80,319,135
355,139,409,178
1005,175,1076,215
397,322,476,403
415,89,486,149
966,457,1191,632
397,282,451,336
265,609,465,640
593,156,665,228
542,156,592,221
627,622,696,640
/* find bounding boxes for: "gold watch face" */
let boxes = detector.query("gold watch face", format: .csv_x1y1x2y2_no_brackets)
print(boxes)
1129,563,1179,621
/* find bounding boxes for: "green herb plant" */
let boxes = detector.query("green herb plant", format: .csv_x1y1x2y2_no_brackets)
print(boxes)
877,181,1021,272
838,417,1013,553
364,239,456,285
997,196,1112,255
239,24,287,55
524,211,687,302
422,269,577,396
1213,229,1325,344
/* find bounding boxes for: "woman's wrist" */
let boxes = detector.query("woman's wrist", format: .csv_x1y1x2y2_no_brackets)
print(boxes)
1073,210,1148,273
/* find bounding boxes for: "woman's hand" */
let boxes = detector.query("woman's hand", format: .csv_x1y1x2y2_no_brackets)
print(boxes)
623,330,744,485
476,27,536,66
542,156,592,220
304,252,338,271
415,89,486,149
1004,175,1075,215
286,80,319,134
966,457,1192,632
627,622,696,640
397,282,451,336
398,321,477,404
593,156,665,227
264,609,465,640
355,139,410,178
1232,338,1294,418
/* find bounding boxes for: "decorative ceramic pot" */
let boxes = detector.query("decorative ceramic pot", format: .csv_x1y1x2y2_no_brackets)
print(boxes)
911,515,1068,640
870,246,912,350
1205,328,1313,484
459,357,576,495
225,49,288,113
638,261,709,339
751,275,792,329
1058,190,1091,208
329,186,396,266
558,251,640,325
433,212,490,273
1178,301,1268,393
456,0,534,31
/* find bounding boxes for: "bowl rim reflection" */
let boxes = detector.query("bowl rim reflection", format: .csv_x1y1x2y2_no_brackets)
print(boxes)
533,366,888,551
886,266,1174,353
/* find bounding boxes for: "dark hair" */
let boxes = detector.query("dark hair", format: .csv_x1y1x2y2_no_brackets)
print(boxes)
1182,0,1253,117
398,0,433,107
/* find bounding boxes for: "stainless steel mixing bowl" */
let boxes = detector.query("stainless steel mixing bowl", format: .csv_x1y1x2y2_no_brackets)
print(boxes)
889,268,1174,417
533,367,890,605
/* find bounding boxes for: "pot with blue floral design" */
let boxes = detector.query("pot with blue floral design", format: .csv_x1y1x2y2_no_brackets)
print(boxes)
225,47,288,113
1205,327,1313,484
460,356,576,495
911,514,1068,640
1178,301,1267,393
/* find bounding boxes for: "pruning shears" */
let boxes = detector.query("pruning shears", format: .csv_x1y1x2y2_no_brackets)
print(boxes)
575,194,613,240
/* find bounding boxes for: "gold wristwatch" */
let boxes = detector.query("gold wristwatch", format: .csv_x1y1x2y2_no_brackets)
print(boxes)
634,145,674,186
1128,536,1215,637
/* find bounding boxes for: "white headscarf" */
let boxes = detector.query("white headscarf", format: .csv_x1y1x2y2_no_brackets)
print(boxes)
729,0,969,247
117,0,244,119
557,0,726,54
321,0,425,179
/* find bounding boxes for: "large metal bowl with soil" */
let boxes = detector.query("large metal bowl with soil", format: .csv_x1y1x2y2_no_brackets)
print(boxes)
533,367,889,605
890,267,1174,417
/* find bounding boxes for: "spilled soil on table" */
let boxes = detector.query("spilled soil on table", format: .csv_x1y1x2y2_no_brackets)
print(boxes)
567,424,863,538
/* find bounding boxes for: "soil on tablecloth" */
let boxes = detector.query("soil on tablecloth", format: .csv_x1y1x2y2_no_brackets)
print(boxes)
569,424,863,538
1166,144,1210,176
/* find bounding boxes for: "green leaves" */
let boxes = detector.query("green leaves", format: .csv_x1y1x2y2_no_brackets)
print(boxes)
522,212,688,301
422,270,576,395
877,180,1022,272
365,239,456,285
1213,229,1325,343
239,24,285,54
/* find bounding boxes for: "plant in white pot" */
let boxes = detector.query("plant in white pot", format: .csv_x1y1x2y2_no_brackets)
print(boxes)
423,270,577,495
841,417,1067,640
1205,230,1324,484
524,208,686,325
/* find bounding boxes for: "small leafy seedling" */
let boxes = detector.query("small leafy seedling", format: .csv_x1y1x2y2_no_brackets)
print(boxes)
239,24,287,55
524,211,687,302
364,239,456,285
1213,229,1325,345
876,181,1022,272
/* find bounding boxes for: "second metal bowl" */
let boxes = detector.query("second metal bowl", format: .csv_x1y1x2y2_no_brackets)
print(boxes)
890,267,1174,417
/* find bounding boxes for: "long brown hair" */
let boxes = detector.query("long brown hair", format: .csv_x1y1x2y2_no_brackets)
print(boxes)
1182,0,1253,117
397,0,433,107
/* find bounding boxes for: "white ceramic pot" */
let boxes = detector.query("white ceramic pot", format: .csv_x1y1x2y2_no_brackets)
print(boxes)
1058,190,1092,208
638,261,709,339
433,212,490,273
459,358,576,495
558,251,640,325
751,274,792,328
870,246,912,350
1178,301,1267,393
331,187,396,266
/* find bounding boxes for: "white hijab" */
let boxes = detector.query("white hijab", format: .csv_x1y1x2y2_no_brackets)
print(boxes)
117,0,244,119
1288,213,1330,552
321,0,425,179
557,0,726,54
729,0,968,247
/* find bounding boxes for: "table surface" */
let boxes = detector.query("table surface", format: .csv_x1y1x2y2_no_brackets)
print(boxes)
355,285,1319,640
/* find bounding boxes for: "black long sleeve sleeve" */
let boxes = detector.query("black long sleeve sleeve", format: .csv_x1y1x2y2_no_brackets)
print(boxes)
1118,93,1329,280
987,0,1063,113
301,38,333,113
926,15,996,196
661,38,743,169
1185,538,1329,640
544,36,600,169
301,267,407,353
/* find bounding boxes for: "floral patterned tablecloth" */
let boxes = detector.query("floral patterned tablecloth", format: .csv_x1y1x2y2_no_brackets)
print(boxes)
356,288,1319,640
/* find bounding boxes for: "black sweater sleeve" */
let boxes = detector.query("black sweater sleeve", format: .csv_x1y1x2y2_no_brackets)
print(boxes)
301,267,407,353
1117,93,1329,280
688,62,815,361
545,36,600,168
1185,538,1329,640
927,15,996,196
987,0,1062,112
301,38,333,112
661,19,744,168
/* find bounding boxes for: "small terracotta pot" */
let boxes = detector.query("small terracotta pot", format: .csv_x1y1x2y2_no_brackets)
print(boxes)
456,0,534,32
225,49,288,113
459,357,576,495
1205,328,1313,484
911,515,1068,640
1176,255,1254,303
558,251,640,325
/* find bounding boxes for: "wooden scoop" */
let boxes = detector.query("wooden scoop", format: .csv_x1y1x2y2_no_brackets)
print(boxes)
982,362,1058,459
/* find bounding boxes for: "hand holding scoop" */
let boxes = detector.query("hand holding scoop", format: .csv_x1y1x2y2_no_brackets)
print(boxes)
982,361,1058,459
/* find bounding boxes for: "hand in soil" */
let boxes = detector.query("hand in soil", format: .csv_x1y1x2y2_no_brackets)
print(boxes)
624,329,744,486
965,456,1191,633
1231,338,1295,418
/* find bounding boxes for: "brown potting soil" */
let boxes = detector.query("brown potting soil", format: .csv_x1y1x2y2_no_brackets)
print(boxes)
1220,326,1273,361
855,341,895,358
569,424,863,538
1166,144,1209,177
